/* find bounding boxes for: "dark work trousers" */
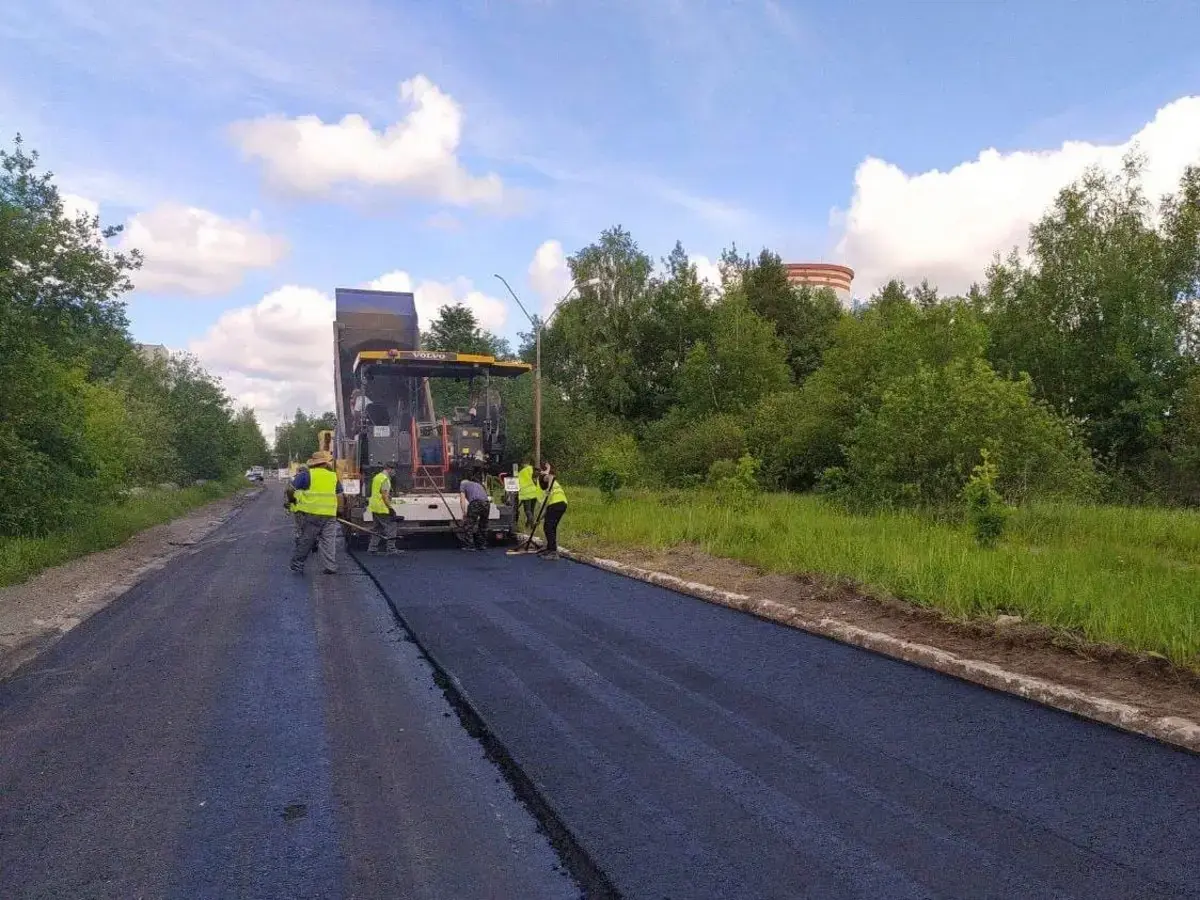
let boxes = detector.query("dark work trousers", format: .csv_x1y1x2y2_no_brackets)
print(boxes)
291,513,338,572
521,498,538,530
542,502,567,553
368,509,398,553
463,499,490,549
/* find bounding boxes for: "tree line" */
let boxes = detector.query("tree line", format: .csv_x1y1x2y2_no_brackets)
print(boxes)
510,153,1200,507
1,137,269,537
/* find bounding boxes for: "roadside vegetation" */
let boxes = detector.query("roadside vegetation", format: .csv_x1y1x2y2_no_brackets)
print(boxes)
564,488,1200,669
0,478,245,588
1,136,270,543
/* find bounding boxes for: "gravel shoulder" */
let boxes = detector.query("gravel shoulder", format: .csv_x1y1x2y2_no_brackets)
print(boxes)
594,543,1200,726
0,487,259,679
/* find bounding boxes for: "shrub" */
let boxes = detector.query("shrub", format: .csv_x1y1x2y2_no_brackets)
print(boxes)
587,432,642,501
706,455,762,506
597,467,622,503
658,413,747,480
963,450,1010,547
842,359,1096,507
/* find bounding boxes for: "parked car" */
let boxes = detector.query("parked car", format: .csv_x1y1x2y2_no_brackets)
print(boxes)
245,466,265,482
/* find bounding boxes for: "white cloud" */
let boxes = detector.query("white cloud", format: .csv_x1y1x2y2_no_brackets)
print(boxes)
119,203,288,295
527,239,574,315
229,74,505,207
190,285,335,436
691,254,723,291
61,193,100,221
366,271,507,333
835,95,1200,295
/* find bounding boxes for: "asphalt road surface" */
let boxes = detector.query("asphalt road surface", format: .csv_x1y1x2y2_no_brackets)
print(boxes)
0,488,575,900
2,486,1198,899
361,544,1200,900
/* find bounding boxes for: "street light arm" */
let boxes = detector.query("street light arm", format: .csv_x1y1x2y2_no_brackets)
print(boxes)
493,274,536,328
545,277,597,328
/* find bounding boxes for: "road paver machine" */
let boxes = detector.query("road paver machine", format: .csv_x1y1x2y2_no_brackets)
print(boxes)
329,287,531,545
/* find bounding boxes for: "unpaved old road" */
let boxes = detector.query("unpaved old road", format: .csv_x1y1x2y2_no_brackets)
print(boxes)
2,485,1198,899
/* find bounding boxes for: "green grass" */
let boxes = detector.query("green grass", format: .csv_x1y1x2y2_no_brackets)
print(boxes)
0,479,246,588
563,488,1200,669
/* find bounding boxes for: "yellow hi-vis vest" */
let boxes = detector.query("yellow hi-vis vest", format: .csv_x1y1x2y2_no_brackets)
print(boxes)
369,470,392,515
517,465,542,501
546,478,567,506
295,467,338,517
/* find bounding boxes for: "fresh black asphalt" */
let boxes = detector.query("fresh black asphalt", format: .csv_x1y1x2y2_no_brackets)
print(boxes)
360,543,1200,900
3,485,1198,899
0,488,575,900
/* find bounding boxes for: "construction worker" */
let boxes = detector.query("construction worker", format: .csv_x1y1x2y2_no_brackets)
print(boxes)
287,450,342,574
368,461,401,555
458,465,490,551
537,462,567,560
516,457,541,531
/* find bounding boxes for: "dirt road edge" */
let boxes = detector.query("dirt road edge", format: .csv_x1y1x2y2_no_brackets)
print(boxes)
559,548,1200,755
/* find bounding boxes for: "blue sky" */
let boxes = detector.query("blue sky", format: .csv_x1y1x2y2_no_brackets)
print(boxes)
4,0,1200,428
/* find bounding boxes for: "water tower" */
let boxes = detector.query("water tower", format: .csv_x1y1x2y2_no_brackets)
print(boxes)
784,263,854,306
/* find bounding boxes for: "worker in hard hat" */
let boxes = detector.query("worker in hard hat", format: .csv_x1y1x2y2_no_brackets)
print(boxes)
367,461,402,555
516,457,542,532
286,450,343,574
537,462,567,561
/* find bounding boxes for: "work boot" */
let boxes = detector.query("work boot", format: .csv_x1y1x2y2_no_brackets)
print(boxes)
539,551,560,561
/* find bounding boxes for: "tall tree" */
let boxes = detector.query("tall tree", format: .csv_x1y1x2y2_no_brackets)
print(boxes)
542,226,656,419
231,407,270,470
631,242,714,420
423,302,511,357
982,155,1200,476
1,135,140,375
721,248,844,382
274,409,337,464
675,296,791,417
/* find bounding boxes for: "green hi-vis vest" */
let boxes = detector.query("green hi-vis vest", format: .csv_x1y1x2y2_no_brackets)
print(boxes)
295,467,338,517
546,478,567,506
517,465,542,501
369,470,392,515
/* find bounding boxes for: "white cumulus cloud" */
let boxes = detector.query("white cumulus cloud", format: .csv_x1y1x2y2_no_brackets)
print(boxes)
61,193,100,221
691,254,723,292
835,95,1200,295
527,239,574,315
229,74,505,207
190,285,335,437
119,203,289,296
366,271,507,333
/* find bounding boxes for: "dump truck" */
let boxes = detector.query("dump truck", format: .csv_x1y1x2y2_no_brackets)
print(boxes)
330,287,532,546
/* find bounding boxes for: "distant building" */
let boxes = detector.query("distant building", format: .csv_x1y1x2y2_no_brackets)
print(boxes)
137,343,170,364
784,263,854,307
